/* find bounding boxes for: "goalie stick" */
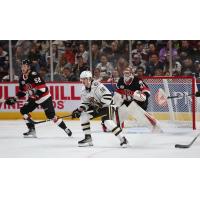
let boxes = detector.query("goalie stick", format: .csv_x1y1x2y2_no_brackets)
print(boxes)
28,114,72,125
175,133,200,148
167,91,200,99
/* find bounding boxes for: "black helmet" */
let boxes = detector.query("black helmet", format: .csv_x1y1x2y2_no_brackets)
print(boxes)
22,59,31,65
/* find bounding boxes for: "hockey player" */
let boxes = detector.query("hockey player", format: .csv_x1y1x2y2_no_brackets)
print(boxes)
71,70,128,147
113,67,161,131
5,59,72,138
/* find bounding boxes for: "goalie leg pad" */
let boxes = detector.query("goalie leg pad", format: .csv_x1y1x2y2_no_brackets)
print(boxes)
127,101,162,130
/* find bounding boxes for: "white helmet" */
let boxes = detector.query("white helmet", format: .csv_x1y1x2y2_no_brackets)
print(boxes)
80,71,92,79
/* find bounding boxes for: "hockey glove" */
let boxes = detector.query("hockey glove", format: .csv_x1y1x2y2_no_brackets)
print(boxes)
72,108,82,119
196,91,200,97
5,97,17,105
133,90,146,102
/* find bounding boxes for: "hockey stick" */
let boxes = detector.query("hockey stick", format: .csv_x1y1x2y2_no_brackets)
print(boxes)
167,93,195,99
28,114,72,125
175,133,200,148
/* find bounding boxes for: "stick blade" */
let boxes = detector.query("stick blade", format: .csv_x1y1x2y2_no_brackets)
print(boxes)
175,144,190,148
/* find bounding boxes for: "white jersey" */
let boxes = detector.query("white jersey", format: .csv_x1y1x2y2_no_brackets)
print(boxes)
79,80,112,111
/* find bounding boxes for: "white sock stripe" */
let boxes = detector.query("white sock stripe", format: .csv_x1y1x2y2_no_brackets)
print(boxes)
81,124,90,129
112,127,121,135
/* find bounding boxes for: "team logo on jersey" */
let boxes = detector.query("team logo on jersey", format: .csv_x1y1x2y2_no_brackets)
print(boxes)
93,82,99,86
120,85,124,89
21,81,25,85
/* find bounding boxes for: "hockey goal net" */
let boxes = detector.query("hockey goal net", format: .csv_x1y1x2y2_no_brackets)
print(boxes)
124,76,200,130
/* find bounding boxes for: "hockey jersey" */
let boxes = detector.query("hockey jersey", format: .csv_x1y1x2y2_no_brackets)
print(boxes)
116,76,150,109
79,80,112,111
17,71,51,104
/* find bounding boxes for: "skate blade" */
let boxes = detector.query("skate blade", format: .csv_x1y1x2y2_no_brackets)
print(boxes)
78,142,93,147
121,143,128,148
24,135,37,138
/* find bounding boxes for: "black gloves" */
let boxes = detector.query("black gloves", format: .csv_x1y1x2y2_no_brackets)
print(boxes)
196,91,200,97
5,97,17,105
72,108,82,118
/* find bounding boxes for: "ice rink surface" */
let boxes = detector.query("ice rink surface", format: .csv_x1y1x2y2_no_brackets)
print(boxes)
0,120,200,158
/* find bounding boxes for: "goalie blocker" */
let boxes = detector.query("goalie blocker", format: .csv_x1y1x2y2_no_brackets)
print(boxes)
113,67,162,132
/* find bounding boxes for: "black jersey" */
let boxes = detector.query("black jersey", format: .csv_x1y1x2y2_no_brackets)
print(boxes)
17,71,51,104
115,76,150,110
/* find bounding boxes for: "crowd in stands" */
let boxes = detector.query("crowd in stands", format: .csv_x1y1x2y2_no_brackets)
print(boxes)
1,40,200,82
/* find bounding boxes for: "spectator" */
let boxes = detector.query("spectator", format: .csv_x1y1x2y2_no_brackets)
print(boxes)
93,68,102,82
109,41,120,67
96,55,114,81
132,41,147,61
146,53,164,76
61,67,77,81
73,56,89,77
75,43,89,65
0,46,9,72
132,54,146,70
107,70,120,83
55,54,67,75
39,66,48,80
91,43,100,68
192,41,200,62
181,57,194,75
194,60,200,78
147,42,158,59
116,57,129,76
15,40,32,57
178,40,193,58
154,67,164,76
159,41,178,63
28,44,41,72
135,66,145,78
172,61,182,76
64,42,75,65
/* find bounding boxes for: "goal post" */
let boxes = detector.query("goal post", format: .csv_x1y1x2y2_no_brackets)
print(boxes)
142,76,197,130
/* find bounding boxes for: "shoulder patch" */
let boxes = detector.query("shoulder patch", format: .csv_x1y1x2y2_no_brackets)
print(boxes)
93,81,99,86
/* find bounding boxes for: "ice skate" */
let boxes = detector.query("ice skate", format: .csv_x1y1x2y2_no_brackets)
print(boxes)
78,134,93,147
120,136,128,148
65,128,72,137
23,128,37,138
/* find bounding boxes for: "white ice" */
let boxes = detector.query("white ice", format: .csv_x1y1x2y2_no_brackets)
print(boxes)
0,120,200,158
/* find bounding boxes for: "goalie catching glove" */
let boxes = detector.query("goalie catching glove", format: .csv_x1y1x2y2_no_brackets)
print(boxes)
5,97,17,105
196,91,200,97
133,90,147,102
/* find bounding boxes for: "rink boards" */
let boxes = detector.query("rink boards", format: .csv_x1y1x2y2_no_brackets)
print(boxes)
0,82,200,121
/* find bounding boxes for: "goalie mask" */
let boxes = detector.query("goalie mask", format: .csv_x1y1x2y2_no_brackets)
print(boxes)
123,67,134,82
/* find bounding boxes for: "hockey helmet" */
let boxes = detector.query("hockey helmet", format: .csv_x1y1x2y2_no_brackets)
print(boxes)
80,71,92,79
22,59,31,66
